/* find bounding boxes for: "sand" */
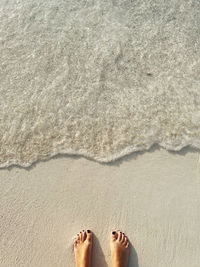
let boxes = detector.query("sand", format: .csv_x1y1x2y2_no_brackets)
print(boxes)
0,146,200,267
0,1,200,266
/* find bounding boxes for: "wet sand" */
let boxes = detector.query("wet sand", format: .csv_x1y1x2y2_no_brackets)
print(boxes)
0,146,200,267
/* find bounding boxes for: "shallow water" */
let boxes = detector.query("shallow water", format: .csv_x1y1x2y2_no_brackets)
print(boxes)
0,0,200,167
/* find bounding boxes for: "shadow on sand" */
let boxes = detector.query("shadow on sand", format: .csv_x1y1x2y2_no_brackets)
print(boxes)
92,233,108,267
128,241,139,267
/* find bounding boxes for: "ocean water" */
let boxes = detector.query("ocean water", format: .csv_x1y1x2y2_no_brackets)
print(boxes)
0,0,200,167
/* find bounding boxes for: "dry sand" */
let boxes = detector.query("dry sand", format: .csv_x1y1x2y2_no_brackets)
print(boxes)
0,146,200,267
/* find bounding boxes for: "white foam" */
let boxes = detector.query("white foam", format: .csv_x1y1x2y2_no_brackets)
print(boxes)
0,0,200,167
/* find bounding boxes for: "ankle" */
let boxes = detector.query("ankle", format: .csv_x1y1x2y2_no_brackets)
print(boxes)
76,260,90,267
76,264,89,267
112,264,122,267
112,259,127,267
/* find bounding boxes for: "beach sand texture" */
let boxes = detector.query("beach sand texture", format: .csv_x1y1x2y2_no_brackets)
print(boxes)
1,0,200,266
0,147,200,267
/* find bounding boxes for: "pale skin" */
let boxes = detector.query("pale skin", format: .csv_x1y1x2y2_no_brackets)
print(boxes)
74,230,130,267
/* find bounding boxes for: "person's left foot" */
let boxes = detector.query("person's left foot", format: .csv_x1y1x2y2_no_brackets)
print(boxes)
74,230,92,267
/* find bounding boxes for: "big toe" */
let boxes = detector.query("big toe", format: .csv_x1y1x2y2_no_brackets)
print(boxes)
86,230,92,242
111,231,118,241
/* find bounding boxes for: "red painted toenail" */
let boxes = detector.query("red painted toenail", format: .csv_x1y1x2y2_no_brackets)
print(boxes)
87,230,91,233
112,231,116,235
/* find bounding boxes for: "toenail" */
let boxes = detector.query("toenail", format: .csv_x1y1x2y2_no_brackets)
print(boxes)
87,230,91,233
83,230,85,232
123,232,125,234
120,232,122,233
112,231,116,235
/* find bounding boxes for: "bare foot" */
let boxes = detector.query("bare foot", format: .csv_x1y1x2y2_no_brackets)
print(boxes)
110,230,130,267
74,230,92,267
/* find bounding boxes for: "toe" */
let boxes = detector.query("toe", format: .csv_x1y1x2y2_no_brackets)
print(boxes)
117,231,123,242
74,240,78,249
82,230,86,241
111,231,117,241
86,230,92,242
125,242,130,249
77,233,80,243
80,231,84,241
123,236,128,245
121,233,125,243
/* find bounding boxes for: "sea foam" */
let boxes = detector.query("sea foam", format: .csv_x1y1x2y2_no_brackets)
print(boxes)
0,0,200,167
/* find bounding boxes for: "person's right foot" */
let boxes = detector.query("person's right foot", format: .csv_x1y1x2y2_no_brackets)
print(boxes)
110,230,130,267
